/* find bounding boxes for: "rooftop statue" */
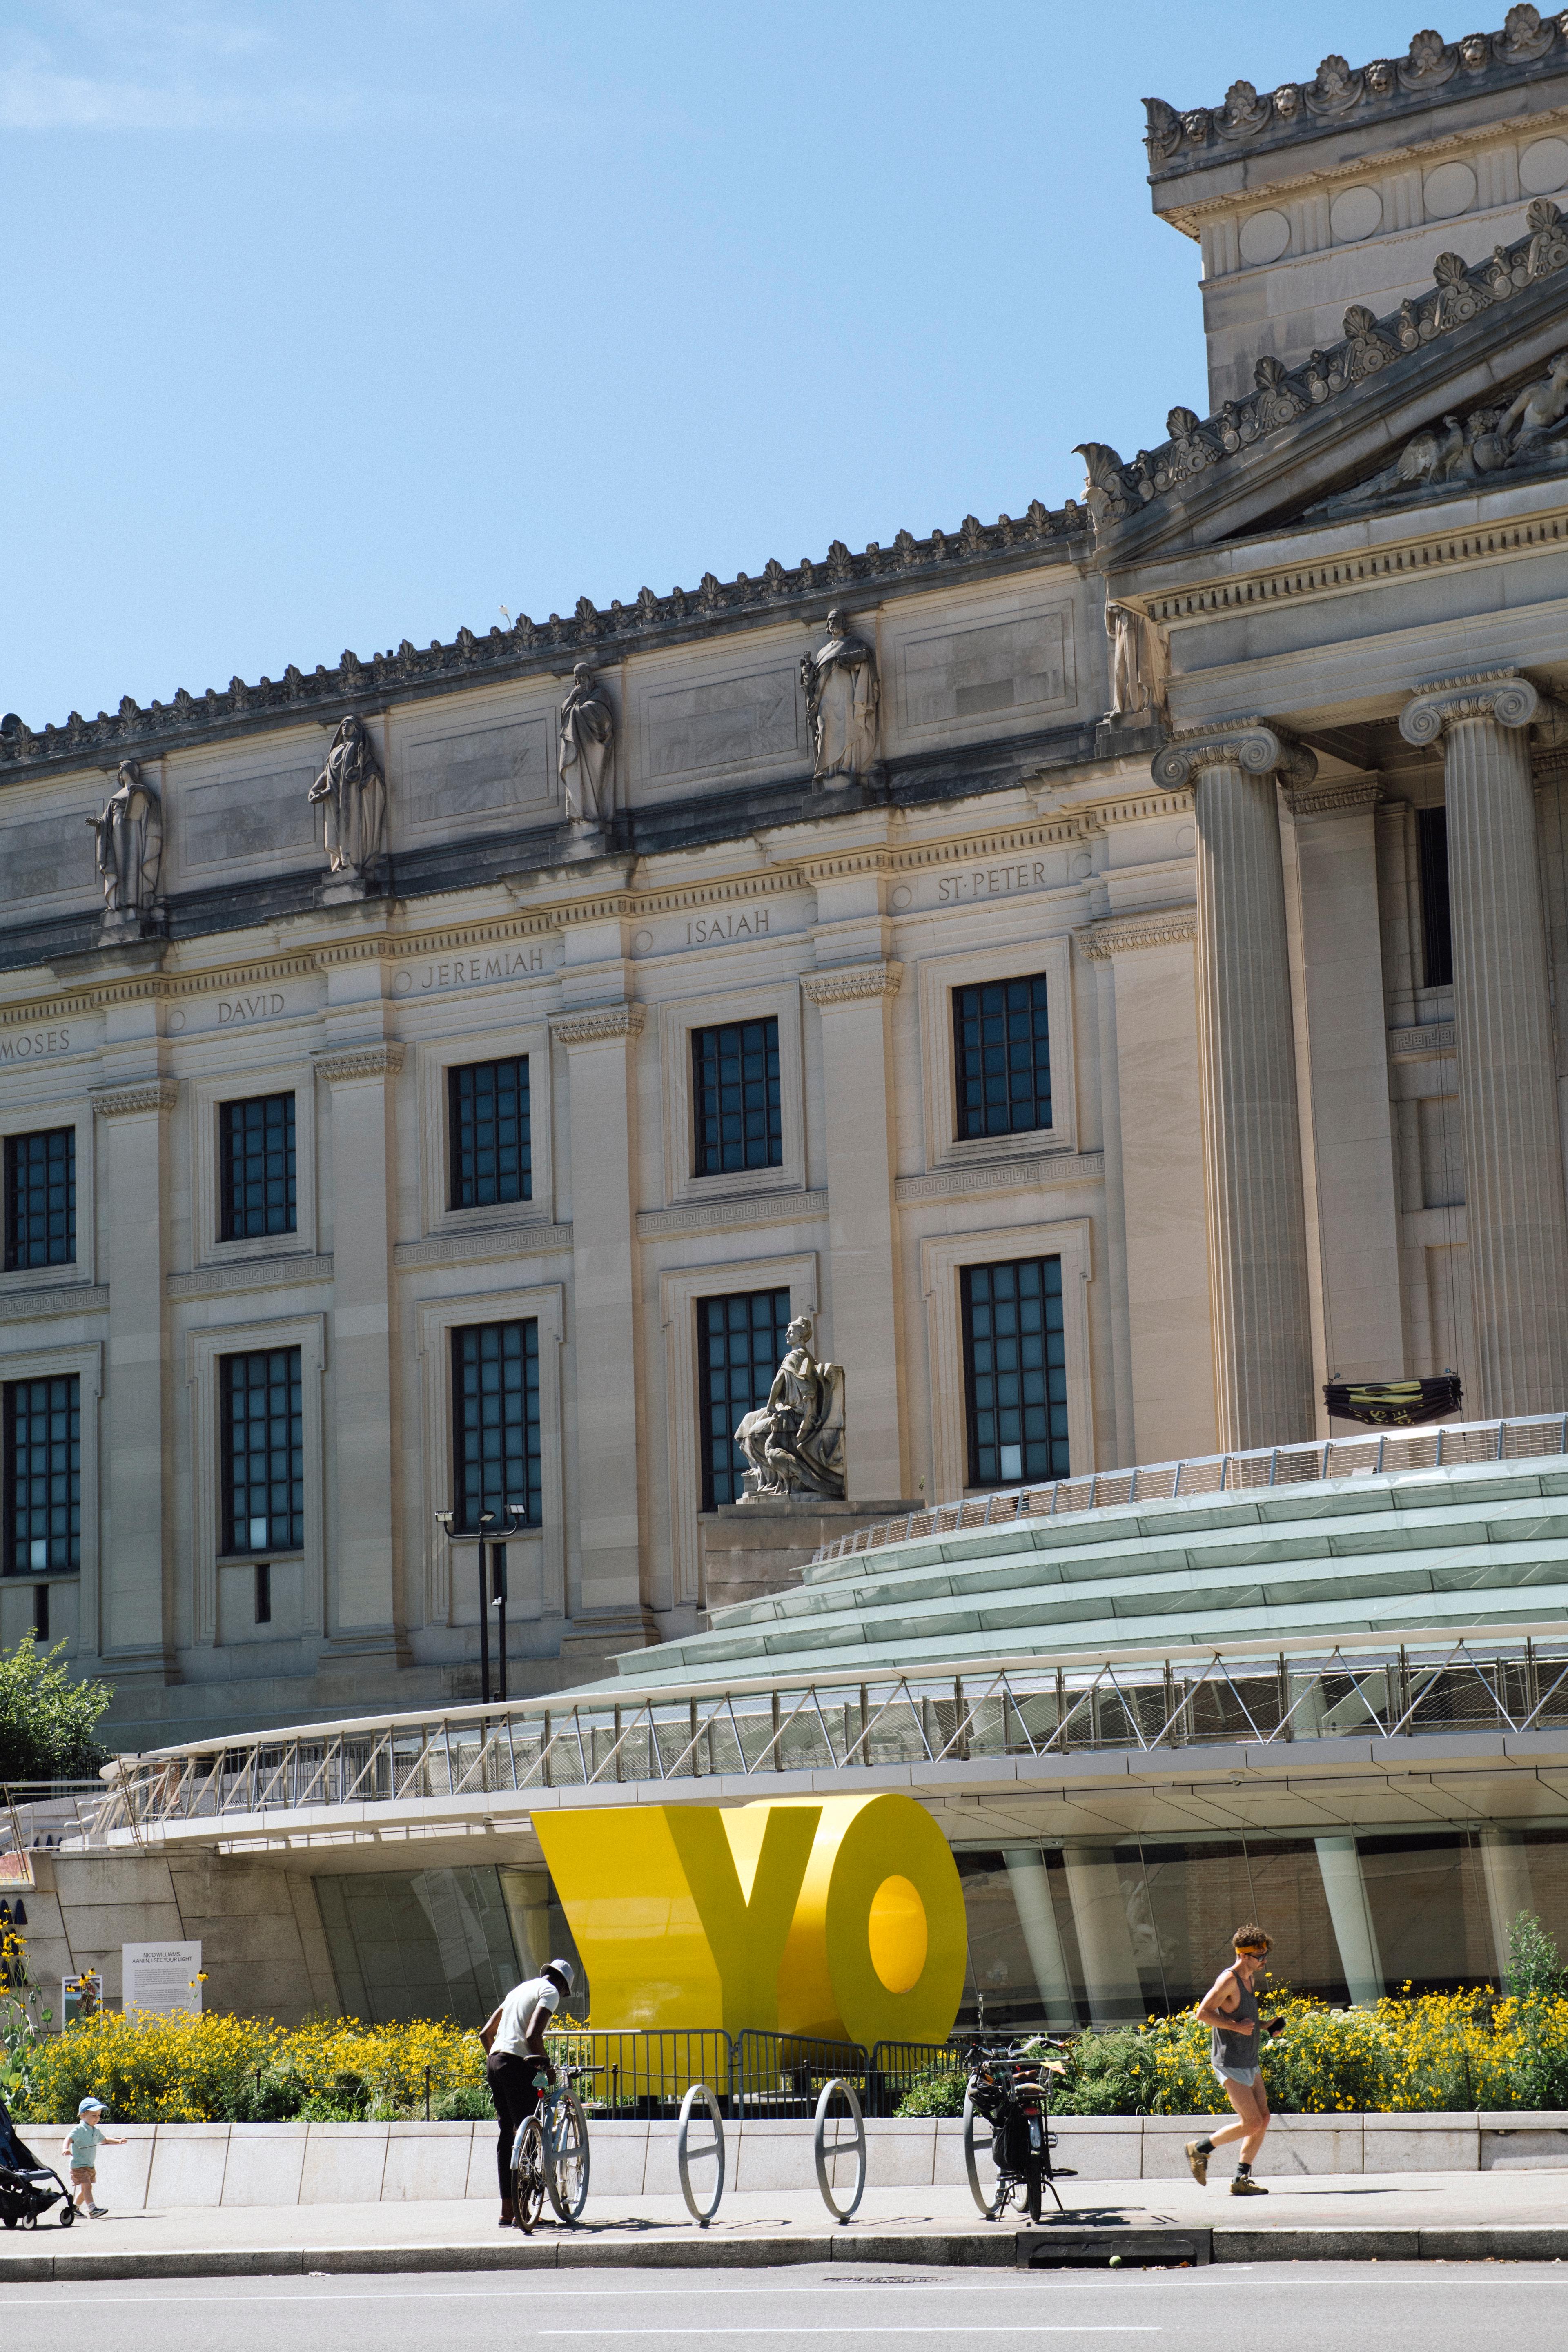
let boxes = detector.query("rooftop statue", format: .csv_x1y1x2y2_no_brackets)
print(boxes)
85,758,162,920
801,609,880,785
557,662,617,826
310,714,385,878
735,1314,846,1501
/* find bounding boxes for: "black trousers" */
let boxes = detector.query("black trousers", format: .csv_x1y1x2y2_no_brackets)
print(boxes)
487,2051,537,2202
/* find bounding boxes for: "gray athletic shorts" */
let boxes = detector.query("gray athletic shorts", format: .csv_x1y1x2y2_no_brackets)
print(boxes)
1213,2062,1259,2089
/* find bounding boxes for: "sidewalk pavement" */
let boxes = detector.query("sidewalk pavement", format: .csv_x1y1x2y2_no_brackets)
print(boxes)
4,2169,1568,2278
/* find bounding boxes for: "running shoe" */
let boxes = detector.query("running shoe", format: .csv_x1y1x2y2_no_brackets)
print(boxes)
1229,2176,1268,2195
1183,2140,1208,2186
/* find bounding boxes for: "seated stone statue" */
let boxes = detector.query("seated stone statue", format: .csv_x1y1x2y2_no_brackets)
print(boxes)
735,1315,846,1501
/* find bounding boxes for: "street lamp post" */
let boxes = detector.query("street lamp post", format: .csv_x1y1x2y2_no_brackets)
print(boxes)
478,1503,528,1704
434,1503,528,1706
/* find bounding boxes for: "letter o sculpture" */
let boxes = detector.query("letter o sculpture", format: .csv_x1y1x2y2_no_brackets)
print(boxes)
775,1793,967,2047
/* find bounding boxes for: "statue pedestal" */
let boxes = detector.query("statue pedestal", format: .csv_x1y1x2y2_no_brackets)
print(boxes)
321,871,376,906
698,1494,921,1620
96,908,163,946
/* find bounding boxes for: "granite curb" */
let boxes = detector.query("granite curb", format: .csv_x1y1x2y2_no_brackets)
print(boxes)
8,2223,1568,2279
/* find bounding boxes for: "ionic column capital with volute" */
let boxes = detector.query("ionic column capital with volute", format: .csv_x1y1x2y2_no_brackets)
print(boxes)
1398,668,1549,744
1152,717,1318,793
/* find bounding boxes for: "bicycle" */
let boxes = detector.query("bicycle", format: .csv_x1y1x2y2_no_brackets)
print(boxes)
510,2060,597,2232
962,2038,1076,2223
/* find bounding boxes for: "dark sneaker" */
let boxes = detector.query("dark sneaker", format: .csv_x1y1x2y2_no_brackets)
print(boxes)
1183,2141,1208,2187
1229,2175,1268,2195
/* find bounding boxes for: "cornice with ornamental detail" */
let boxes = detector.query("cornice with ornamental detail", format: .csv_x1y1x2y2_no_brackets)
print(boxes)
313,1043,405,1084
802,963,903,1008
91,1078,178,1119
1399,668,1553,745
1152,718,1318,792
550,1004,646,1047
1284,780,1384,818
1079,910,1198,960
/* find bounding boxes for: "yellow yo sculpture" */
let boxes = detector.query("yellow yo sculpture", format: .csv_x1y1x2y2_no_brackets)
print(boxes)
533,1792,965,2046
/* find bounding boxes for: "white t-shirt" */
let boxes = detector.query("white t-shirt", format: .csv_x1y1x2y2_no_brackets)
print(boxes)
491,1973,562,2057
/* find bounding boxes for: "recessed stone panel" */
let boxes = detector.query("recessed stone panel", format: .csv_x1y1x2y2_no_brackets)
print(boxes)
641,662,805,788
1239,208,1291,265
182,766,318,870
897,608,1074,735
1521,136,1568,196
403,714,555,833
1330,185,1382,242
1424,160,1477,219
0,808,99,904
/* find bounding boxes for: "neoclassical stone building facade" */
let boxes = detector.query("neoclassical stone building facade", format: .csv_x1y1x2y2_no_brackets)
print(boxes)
8,11,1568,1742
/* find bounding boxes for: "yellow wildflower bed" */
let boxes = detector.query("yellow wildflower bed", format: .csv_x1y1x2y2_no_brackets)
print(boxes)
13,2009,491,2124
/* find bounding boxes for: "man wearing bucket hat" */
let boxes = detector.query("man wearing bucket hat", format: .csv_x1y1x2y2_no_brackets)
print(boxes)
1183,1924,1282,2196
61,2098,126,2217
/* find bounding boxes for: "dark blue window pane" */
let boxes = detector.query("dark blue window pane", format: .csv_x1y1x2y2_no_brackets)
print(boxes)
219,1094,296,1241
452,1321,541,1530
697,1288,791,1509
692,1020,782,1176
220,1348,304,1553
4,1373,80,1574
953,975,1052,1140
448,1059,532,1210
4,1127,76,1270
961,1257,1067,1488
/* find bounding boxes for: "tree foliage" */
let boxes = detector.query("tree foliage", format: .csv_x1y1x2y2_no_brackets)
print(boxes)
0,1633,114,1782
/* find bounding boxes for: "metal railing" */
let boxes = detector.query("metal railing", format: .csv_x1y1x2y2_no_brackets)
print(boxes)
544,2026,954,2120
810,1413,1568,1565
1,1783,109,1859
92,1631,1568,1840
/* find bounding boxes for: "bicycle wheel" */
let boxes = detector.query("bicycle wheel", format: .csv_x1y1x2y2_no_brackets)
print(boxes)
962,2090,1002,2219
512,2117,546,2235
545,2086,590,2222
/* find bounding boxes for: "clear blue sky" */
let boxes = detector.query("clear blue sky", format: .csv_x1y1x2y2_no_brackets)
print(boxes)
4,2,1435,725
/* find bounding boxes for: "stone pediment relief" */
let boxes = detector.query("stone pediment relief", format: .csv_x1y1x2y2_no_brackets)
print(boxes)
1076,200,1568,550
1305,347,1568,516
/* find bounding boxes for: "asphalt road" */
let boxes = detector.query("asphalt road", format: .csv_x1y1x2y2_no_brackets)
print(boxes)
3,2262,1565,2351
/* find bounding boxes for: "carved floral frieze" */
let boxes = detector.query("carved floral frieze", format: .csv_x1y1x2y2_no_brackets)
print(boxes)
0,501,1082,780
1076,200,1568,532
1146,7,1567,173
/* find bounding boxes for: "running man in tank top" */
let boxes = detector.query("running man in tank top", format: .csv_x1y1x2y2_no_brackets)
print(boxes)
1184,1925,1278,2196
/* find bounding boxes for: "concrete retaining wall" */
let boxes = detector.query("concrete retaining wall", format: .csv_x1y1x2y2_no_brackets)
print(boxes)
24,2111,1568,2209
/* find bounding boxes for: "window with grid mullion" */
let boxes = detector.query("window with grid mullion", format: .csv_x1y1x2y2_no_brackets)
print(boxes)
448,1058,532,1211
953,975,1052,1140
220,1348,304,1553
4,1127,76,1270
219,1095,297,1241
451,1320,541,1530
692,1020,782,1176
3,1373,81,1574
697,1287,791,1508
961,1257,1067,1488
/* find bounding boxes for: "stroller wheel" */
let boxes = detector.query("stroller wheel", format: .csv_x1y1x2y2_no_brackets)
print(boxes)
58,2203,75,2227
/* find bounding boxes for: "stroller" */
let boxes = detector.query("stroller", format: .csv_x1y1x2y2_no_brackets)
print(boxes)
0,2091,75,2230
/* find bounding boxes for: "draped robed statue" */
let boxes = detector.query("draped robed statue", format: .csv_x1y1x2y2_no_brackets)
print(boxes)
735,1314,847,1501
86,759,163,918
800,610,880,785
310,715,386,877
557,663,617,825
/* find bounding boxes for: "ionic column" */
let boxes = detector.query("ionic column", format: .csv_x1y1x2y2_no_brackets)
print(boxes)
552,1004,654,1647
801,964,905,1501
1152,723,1317,1451
92,1079,178,1679
316,1045,406,1662
1400,671,1568,1415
